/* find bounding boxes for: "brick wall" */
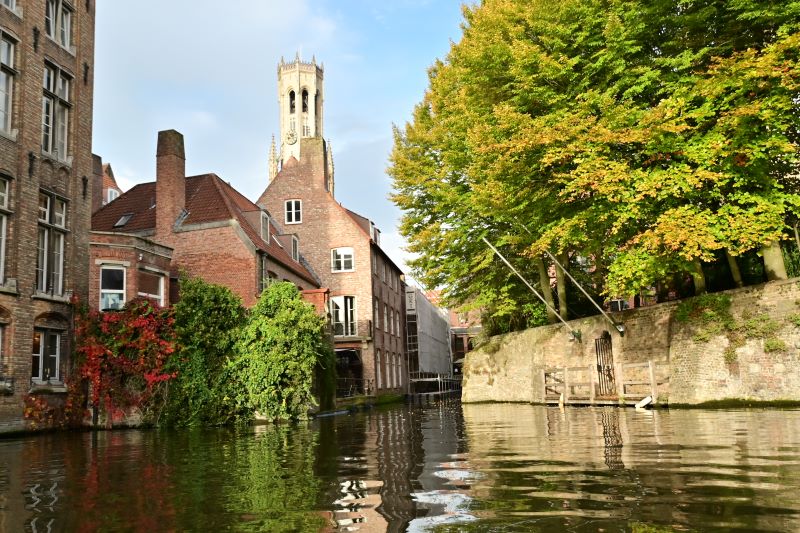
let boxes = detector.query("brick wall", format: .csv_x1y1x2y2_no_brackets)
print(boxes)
0,0,95,432
258,138,407,393
463,279,800,405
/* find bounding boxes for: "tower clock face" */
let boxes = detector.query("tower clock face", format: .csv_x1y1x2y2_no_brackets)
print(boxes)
286,130,298,145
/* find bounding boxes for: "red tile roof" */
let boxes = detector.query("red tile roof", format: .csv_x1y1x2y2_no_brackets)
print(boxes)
92,174,319,286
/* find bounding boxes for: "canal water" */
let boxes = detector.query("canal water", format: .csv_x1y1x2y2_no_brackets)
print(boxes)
2,402,800,532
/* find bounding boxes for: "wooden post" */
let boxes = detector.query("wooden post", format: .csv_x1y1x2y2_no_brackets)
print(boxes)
563,367,570,404
588,364,595,404
648,360,658,403
615,362,624,401
541,369,547,403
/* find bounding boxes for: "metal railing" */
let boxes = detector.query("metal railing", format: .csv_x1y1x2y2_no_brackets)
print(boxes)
336,377,375,398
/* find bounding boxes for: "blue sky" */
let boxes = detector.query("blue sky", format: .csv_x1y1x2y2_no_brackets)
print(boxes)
92,1,467,275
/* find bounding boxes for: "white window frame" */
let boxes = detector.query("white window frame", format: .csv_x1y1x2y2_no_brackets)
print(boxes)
376,349,382,390
106,188,119,204
285,199,302,224
42,62,71,161
36,191,67,295
137,269,165,306
0,177,8,285
31,329,60,383
331,247,354,272
291,236,299,261
395,311,400,338
0,32,15,136
373,298,380,331
1,1,17,12
384,304,390,335
260,211,270,242
99,265,126,310
331,295,356,337
45,0,72,50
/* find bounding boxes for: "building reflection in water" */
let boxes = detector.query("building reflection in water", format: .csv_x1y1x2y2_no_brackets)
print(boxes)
317,399,474,532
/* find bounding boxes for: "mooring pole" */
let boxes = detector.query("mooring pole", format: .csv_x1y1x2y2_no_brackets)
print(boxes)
482,237,579,339
544,251,625,336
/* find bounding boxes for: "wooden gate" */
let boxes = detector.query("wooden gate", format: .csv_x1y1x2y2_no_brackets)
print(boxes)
595,333,616,396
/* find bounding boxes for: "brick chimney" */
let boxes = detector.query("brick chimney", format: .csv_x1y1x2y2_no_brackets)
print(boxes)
155,129,186,239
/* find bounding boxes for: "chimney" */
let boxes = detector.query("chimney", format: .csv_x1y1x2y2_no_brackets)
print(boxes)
155,129,186,238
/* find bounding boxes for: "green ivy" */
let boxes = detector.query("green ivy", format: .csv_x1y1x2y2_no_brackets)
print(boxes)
163,275,247,426
231,282,334,421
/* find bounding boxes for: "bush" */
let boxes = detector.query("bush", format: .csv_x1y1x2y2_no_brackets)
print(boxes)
231,282,334,421
164,276,247,426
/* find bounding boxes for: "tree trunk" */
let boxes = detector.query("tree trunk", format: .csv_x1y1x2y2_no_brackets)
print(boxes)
535,256,558,324
762,241,788,281
691,260,707,295
794,223,800,252
725,249,744,288
555,252,569,321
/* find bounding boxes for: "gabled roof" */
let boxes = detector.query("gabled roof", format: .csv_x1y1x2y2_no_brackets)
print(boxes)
343,207,404,275
92,174,319,286
102,163,122,193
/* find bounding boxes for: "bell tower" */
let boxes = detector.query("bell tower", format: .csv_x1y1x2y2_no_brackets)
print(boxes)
277,53,324,165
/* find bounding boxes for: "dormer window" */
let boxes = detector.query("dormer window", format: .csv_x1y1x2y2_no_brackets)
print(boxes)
289,90,296,114
291,236,299,262
113,213,133,228
260,211,270,241
107,189,119,203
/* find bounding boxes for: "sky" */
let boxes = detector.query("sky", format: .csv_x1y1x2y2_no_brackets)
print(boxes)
92,0,468,280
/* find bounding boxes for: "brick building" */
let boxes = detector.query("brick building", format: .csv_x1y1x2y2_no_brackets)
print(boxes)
257,56,406,396
0,0,95,430
91,155,121,213
90,129,321,310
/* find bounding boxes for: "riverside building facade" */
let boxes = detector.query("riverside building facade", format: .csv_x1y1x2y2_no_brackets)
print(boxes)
0,0,96,430
257,56,407,396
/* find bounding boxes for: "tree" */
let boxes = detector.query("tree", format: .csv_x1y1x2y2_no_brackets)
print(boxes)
230,282,334,421
389,0,800,321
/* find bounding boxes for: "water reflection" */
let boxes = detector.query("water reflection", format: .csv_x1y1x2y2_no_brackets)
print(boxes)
1,403,800,531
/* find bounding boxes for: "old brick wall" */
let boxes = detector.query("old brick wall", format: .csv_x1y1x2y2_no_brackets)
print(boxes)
463,279,800,405
0,0,95,432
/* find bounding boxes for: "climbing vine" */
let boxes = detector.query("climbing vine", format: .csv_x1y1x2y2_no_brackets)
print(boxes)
74,297,176,426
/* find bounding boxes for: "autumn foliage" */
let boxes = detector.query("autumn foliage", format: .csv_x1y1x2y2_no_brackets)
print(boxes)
74,297,176,426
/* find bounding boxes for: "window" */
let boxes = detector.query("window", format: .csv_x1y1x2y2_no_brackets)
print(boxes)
36,192,66,295
45,0,72,50
373,298,379,330
99,265,125,310
0,32,15,135
302,116,310,137
113,213,132,228
331,295,356,336
260,211,270,241
395,311,400,337
331,247,354,272
388,353,394,388
291,236,299,261
376,349,382,390
1,1,17,12
372,250,377,274
0,177,8,284
289,90,295,114
285,199,301,224
302,89,308,113
384,304,389,335
32,330,60,383
42,63,71,160
107,189,119,203
138,270,164,306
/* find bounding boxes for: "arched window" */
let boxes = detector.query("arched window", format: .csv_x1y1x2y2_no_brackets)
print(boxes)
289,90,296,114
302,89,308,113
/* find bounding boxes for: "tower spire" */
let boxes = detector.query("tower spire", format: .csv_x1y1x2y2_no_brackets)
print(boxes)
269,135,278,182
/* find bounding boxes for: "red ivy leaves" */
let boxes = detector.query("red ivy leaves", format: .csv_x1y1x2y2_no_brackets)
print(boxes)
74,297,177,425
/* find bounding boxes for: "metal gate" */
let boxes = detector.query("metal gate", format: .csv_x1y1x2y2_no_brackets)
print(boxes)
595,333,616,396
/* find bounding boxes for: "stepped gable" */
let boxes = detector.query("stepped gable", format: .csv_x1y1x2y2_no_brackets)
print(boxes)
91,174,318,285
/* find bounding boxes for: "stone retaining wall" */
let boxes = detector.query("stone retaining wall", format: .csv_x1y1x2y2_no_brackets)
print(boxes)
463,279,800,405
